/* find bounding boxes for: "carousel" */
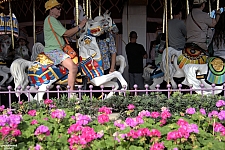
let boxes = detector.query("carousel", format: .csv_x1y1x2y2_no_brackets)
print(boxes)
0,0,225,105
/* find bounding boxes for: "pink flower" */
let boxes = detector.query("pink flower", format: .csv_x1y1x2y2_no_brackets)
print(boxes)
138,110,151,118
34,144,42,150
31,119,38,125
160,119,167,126
0,126,11,136
12,129,21,136
97,114,109,124
19,101,23,105
98,106,112,115
186,108,196,115
51,109,66,119
34,125,50,136
96,130,104,138
76,114,91,125
151,112,160,118
150,142,165,150
213,122,224,132
125,117,138,128
177,118,188,126
199,108,206,115
44,99,53,105
127,104,135,110
71,116,76,120
218,110,225,120
149,129,161,137
208,111,218,118
28,110,36,116
67,123,83,134
161,110,171,119
0,105,5,111
216,100,225,107
135,116,144,124
114,120,127,130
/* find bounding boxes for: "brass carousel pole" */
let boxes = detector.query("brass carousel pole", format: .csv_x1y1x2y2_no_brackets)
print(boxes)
186,0,189,17
99,0,101,16
86,0,89,18
75,0,79,48
83,0,86,15
33,0,36,44
217,0,219,10
9,0,14,49
170,0,173,19
209,0,211,15
165,0,169,85
162,4,165,33
89,0,92,19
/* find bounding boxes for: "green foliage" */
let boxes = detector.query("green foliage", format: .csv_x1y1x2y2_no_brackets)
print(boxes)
6,93,225,149
102,92,222,119
12,92,222,120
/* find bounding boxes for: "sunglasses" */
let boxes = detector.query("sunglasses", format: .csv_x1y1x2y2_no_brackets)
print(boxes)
52,6,61,10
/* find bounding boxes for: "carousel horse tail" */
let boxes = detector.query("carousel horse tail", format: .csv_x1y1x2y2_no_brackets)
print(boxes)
10,58,33,96
31,42,44,61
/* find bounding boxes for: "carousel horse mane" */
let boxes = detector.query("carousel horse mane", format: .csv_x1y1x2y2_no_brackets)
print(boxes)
0,35,11,58
31,42,45,61
0,35,14,87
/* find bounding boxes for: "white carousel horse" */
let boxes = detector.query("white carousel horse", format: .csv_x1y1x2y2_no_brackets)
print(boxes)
0,35,13,87
182,56,225,95
14,45,30,60
78,34,127,98
158,42,208,89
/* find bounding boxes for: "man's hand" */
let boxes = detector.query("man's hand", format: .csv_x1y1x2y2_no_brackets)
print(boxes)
79,18,87,28
109,68,115,74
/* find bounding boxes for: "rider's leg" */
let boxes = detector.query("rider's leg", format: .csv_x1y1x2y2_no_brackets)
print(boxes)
61,58,78,91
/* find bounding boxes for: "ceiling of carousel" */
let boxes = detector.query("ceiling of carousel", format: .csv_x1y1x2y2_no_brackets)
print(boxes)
0,0,225,35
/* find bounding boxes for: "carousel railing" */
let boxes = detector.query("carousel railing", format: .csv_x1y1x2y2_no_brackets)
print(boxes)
0,83,225,109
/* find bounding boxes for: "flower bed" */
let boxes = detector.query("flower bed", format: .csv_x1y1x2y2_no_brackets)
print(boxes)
0,96,225,150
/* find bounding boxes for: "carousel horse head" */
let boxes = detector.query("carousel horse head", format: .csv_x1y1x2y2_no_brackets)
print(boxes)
102,10,119,34
155,33,166,53
14,45,30,60
0,35,11,58
143,64,164,89
85,18,105,37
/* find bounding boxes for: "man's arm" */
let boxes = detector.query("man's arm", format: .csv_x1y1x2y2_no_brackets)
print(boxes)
207,10,221,28
109,53,116,73
143,53,148,59
63,18,87,37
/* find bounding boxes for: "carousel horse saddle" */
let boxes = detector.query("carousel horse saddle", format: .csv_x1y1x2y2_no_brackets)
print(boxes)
196,56,225,86
28,53,70,86
150,65,164,79
178,43,208,68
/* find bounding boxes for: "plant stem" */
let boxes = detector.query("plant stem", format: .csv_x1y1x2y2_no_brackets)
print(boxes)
213,118,215,136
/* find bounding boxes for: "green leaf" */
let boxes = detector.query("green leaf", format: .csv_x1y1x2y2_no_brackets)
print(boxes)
129,145,144,150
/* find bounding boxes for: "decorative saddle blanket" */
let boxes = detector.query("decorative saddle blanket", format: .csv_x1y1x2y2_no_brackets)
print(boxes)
28,53,69,86
196,56,225,86
178,43,207,68
79,56,104,80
